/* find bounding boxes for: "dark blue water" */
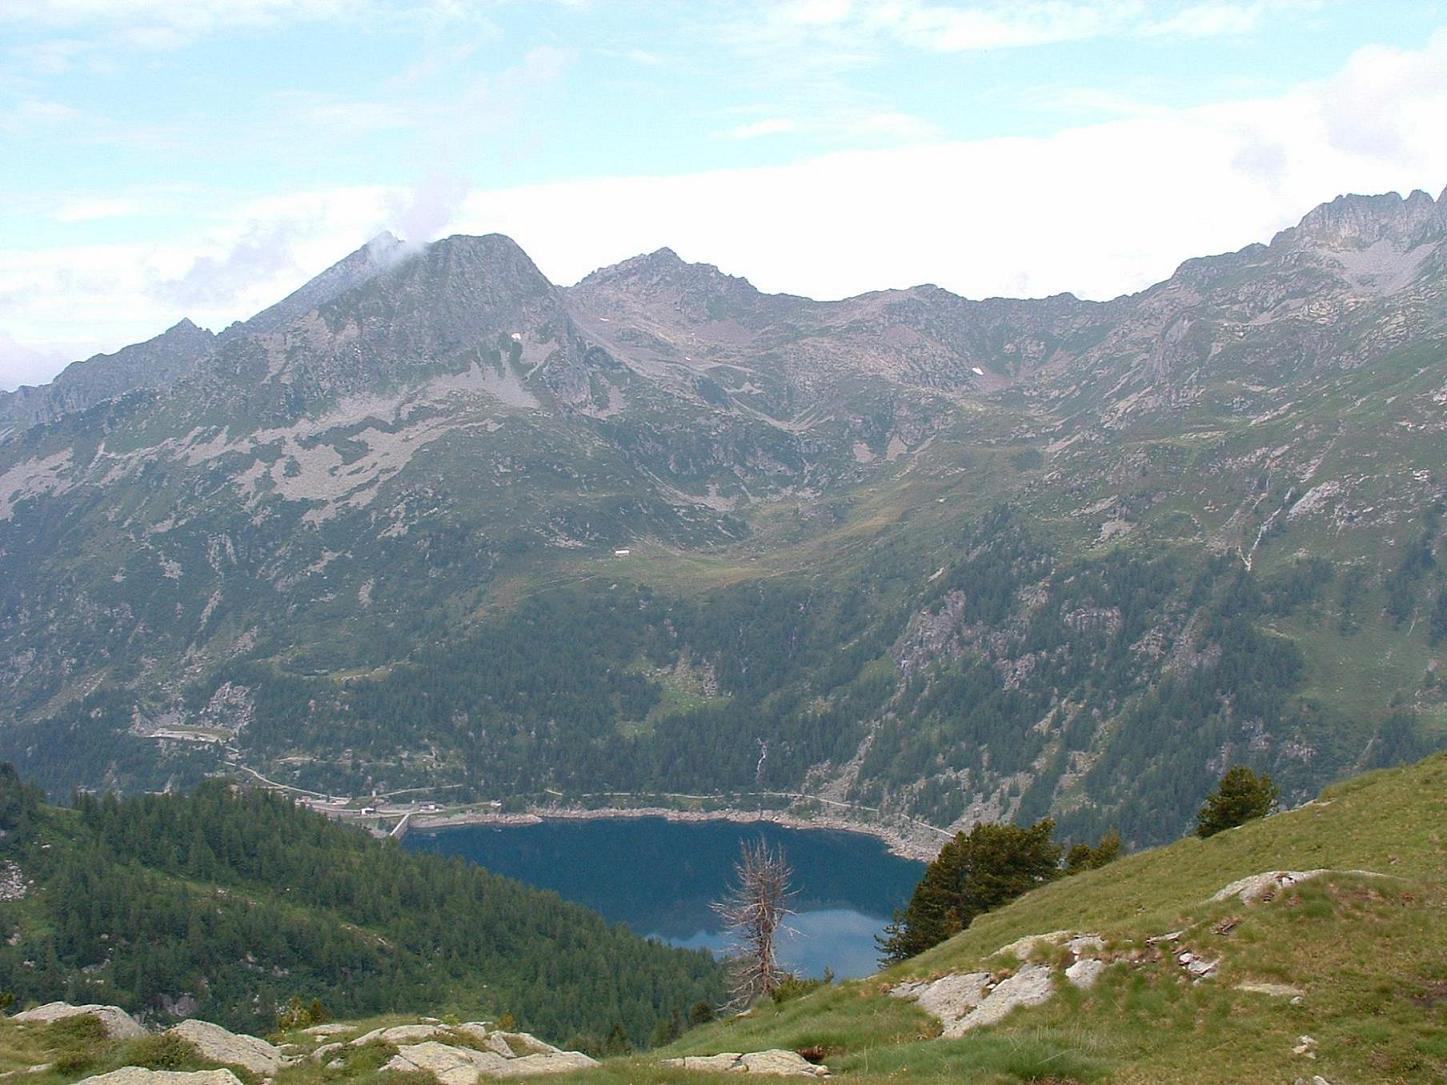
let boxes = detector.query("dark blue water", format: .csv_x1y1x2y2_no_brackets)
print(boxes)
405,817,924,978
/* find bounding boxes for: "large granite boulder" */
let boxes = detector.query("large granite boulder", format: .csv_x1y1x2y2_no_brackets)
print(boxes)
385,1041,512,1085
495,1052,598,1077
376,1027,599,1083
13,1003,148,1041
662,1050,828,1077
77,1071,243,1085
167,1020,288,1076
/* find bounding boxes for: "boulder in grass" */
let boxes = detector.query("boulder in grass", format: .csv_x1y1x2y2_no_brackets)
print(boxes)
167,1020,288,1076
14,1003,148,1041
77,1070,244,1085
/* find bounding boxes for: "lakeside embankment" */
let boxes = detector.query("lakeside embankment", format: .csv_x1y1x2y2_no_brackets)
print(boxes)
405,802,947,863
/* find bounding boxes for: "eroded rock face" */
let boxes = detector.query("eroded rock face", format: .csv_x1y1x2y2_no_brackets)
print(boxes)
892,930,1109,1036
167,1019,288,1077
498,1052,599,1077
300,1023,353,1038
1209,868,1388,905
360,1024,598,1082
664,1053,744,1072
737,1050,830,1076
13,1003,148,1040
384,1040,598,1081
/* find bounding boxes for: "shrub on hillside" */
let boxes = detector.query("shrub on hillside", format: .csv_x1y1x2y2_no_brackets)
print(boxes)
1065,830,1121,874
1195,766,1278,838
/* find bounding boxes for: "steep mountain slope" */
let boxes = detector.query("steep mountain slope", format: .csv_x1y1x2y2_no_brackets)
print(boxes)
0,187,1443,845
224,232,406,338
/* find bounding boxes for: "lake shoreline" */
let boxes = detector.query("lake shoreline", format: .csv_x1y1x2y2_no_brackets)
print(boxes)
407,803,944,863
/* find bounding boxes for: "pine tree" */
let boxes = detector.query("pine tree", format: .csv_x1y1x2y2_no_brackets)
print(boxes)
1195,766,1278,838
879,818,1062,963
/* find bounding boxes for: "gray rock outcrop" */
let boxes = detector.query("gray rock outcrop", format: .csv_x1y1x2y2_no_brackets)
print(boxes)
352,1024,451,1047
889,972,991,1033
892,930,1106,1036
13,1003,148,1040
76,1071,243,1085
384,1039,597,1081
951,964,1054,1035
167,1020,288,1076
1210,870,1330,904
1065,957,1106,989
662,1050,828,1076
385,1041,513,1085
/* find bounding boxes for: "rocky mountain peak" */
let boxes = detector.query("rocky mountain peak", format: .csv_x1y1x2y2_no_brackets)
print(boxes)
0,315,217,428
229,231,411,339
420,233,555,295
577,246,746,291
1278,187,1445,251
571,246,773,326
335,233,558,329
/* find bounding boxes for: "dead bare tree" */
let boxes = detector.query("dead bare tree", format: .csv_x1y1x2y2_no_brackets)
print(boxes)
713,837,795,1008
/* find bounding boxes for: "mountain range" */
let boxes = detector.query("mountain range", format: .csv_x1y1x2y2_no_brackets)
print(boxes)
1,186,1444,845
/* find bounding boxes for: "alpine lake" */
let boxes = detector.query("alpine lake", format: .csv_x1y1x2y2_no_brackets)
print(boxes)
405,816,926,978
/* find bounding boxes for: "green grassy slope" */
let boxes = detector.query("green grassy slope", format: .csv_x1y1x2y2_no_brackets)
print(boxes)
632,754,1447,1083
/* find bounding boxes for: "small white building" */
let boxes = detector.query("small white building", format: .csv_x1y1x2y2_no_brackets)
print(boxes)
613,548,631,557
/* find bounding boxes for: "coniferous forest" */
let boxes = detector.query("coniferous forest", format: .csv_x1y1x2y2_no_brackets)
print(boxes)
0,765,724,1047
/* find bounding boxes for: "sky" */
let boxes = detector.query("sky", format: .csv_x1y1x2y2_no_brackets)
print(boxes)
3,1,1447,390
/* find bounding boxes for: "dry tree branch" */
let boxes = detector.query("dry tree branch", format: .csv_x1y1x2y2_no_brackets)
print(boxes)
713,837,796,1008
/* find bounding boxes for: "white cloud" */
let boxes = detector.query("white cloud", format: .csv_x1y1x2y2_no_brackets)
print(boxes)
1142,2,1264,39
0,97,78,135
1,0,351,52
737,0,1308,55
2,27,1446,389
0,330,71,392
719,118,799,140
1,0,488,69
388,173,471,248
52,196,141,222
450,29,1447,299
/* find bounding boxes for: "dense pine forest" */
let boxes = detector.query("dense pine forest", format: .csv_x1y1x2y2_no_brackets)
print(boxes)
0,766,724,1046
5,501,1440,849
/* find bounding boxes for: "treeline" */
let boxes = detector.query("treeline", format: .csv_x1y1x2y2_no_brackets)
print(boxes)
0,766,724,1045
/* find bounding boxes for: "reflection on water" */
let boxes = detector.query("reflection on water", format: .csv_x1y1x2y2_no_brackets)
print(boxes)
406,816,924,978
